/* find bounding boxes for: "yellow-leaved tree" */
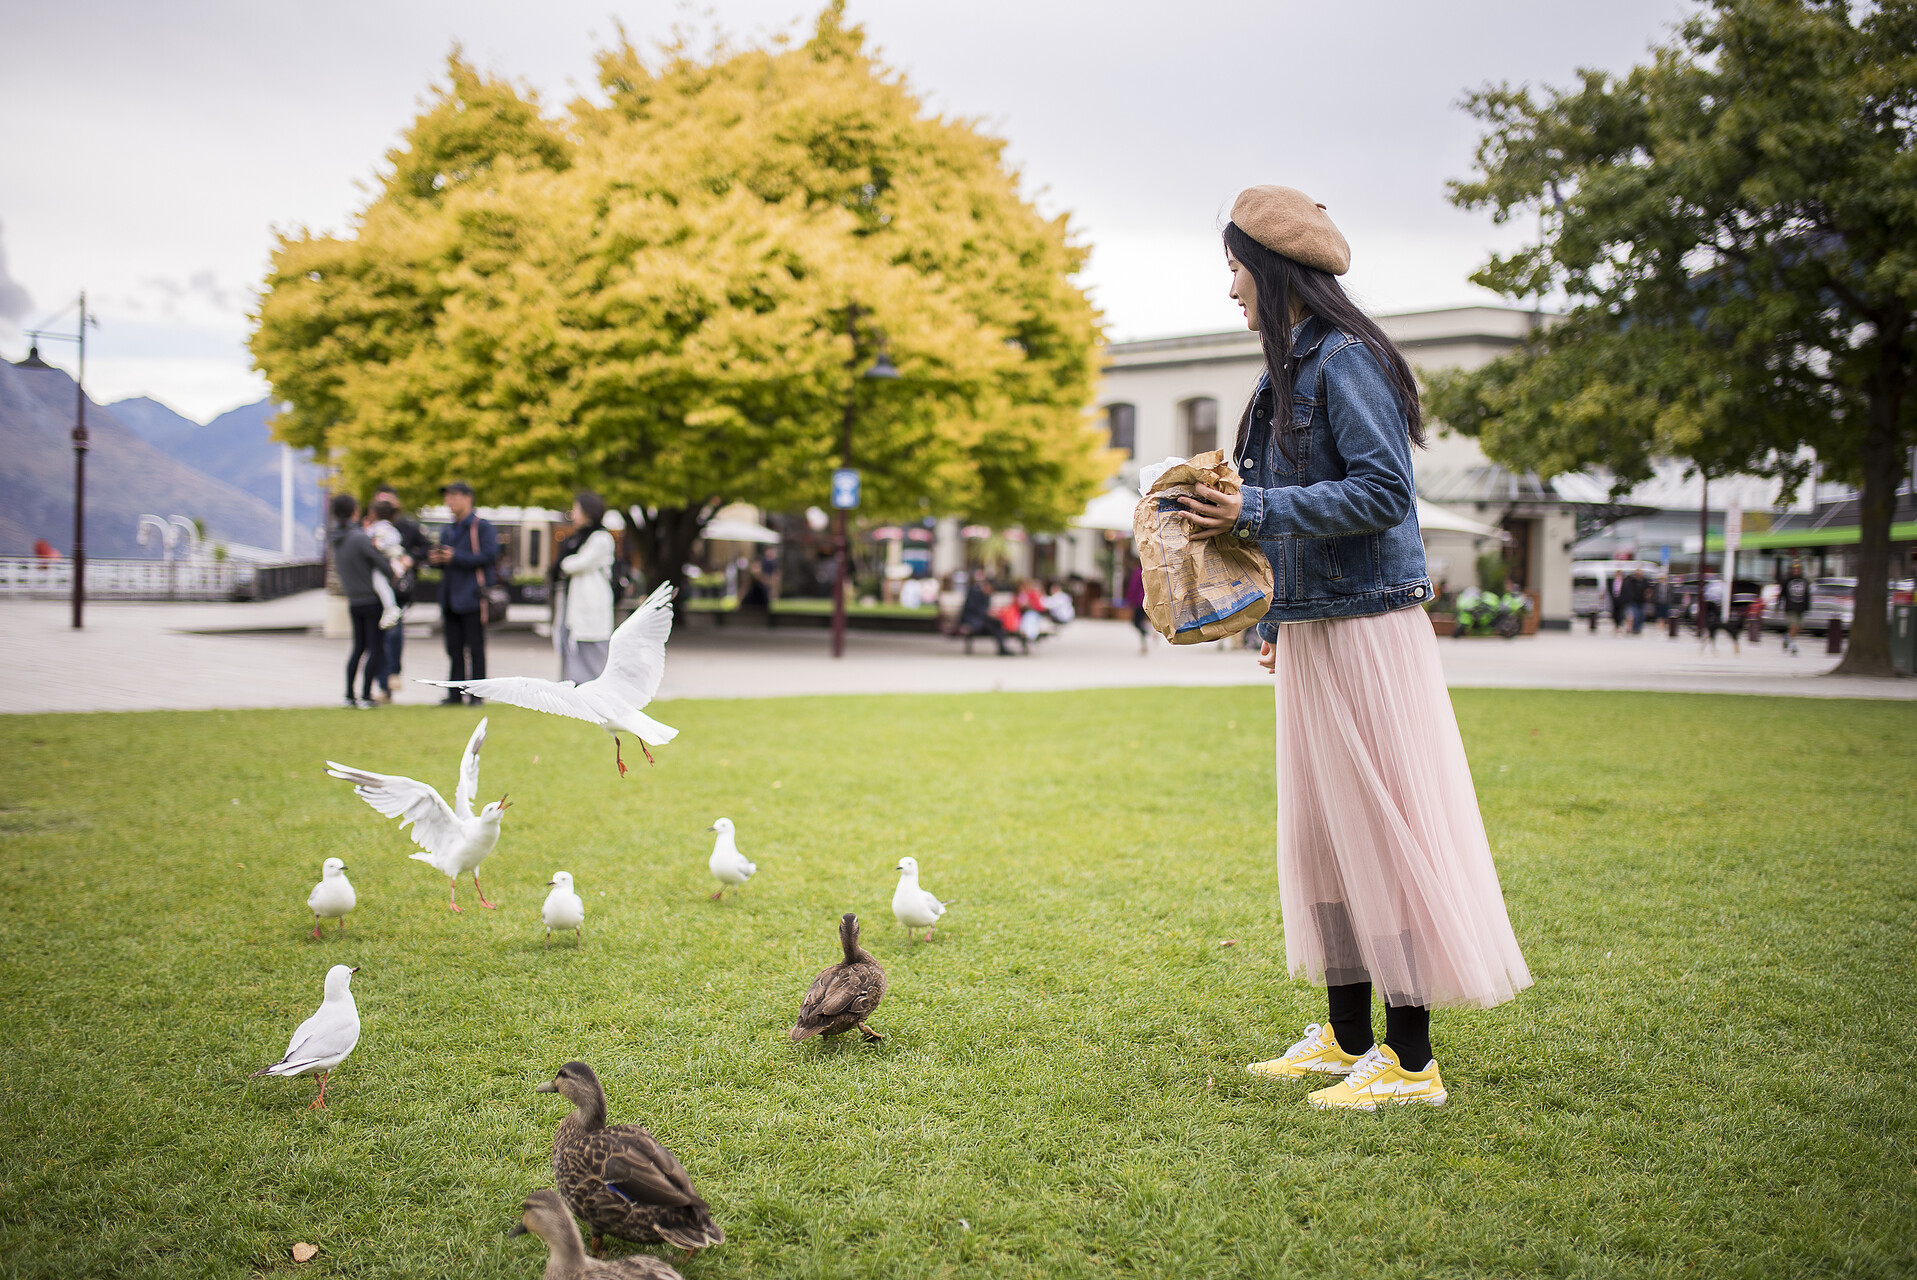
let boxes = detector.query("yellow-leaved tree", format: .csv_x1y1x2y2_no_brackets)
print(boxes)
251,4,1112,591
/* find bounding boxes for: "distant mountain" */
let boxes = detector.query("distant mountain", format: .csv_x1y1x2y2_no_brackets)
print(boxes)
110,394,329,542
0,360,292,558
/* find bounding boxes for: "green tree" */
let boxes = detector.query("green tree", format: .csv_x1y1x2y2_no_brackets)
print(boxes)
1429,0,1916,675
251,6,1111,598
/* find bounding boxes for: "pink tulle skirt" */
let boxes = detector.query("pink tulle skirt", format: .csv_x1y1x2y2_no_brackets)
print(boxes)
1272,604,1532,1010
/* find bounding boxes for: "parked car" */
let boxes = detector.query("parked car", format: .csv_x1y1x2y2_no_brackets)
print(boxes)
1668,574,1763,631
1800,577,1917,634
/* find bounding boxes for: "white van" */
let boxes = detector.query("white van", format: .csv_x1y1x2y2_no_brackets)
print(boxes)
1571,560,1665,622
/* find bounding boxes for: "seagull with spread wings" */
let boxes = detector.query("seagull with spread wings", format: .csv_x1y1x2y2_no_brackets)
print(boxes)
423,583,679,777
325,717,510,912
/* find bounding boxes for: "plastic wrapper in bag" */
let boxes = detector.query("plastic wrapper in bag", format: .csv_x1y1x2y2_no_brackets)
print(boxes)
1132,450,1274,644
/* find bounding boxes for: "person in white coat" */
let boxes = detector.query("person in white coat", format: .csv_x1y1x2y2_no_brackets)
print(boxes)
550,490,617,684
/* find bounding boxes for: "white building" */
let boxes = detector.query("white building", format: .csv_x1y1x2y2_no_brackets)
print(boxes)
1055,304,1584,626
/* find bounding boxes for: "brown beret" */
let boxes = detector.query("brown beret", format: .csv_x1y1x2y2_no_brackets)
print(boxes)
1230,185,1351,275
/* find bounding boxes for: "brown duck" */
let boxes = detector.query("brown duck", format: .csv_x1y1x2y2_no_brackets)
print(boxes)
790,913,887,1043
510,1188,684,1279
537,1063,724,1257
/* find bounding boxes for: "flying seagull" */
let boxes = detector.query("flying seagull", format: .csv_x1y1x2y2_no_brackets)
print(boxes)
326,718,510,912
423,583,679,777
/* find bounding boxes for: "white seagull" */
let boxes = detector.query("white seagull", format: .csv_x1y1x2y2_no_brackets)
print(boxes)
707,817,756,899
422,582,679,777
892,855,955,942
325,718,510,913
252,963,361,1109
542,871,585,948
307,857,356,939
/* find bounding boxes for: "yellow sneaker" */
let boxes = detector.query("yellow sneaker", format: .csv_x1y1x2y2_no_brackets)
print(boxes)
1246,1022,1363,1080
1307,1045,1447,1110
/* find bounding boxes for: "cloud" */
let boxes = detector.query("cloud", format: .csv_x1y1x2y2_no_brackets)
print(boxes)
0,221,31,332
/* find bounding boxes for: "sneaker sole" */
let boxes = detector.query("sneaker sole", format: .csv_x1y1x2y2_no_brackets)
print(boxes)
1310,1090,1448,1112
1246,1062,1354,1080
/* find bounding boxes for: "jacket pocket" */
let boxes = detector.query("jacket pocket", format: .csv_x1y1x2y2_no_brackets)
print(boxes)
1267,402,1315,477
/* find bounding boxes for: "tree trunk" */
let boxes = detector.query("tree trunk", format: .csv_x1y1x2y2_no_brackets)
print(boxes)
629,504,709,618
1832,371,1903,677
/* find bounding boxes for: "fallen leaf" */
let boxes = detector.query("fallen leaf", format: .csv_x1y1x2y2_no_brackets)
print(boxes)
291,1243,318,1263
1219,939,1237,947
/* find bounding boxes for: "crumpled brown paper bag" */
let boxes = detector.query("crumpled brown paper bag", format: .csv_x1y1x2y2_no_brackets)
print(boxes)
1133,450,1274,644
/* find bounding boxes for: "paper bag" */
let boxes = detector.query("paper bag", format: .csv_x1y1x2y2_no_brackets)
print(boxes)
1132,450,1273,644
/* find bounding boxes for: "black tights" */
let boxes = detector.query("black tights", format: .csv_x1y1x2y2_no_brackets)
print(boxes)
1327,981,1432,1071
346,602,385,700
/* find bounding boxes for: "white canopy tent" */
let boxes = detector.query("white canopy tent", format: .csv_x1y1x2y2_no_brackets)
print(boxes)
700,516,782,544
1415,499,1502,538
1073,486,1142,533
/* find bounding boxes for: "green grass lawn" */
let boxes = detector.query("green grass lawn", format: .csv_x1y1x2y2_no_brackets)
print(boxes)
1,689,1913,1279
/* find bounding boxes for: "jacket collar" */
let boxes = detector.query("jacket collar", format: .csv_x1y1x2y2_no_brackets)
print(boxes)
1252,315,1334,399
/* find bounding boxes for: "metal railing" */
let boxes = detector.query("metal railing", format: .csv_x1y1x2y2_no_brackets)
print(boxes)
0,557,325,601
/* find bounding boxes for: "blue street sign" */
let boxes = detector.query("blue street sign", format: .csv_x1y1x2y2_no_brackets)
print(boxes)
831,468,861,510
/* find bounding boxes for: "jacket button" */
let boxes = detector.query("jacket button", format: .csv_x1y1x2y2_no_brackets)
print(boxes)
1413,586,1425,599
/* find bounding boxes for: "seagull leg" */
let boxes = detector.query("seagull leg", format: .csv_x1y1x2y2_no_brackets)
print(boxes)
544,927,550,950
308,1070,329,1109
473,874,498,909
311,917,323,940
923,928,935,942
338,917,346,935
574,926,581,945
639,740,656,765
614,737,628,778
448,881,463,913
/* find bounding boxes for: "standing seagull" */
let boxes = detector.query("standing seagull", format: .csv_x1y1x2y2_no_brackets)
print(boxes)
307,857,356,939
706,818,755,899
326,718,510,912
252,964,361,1109
423,583,679,777
892,856,954,942
542,871,586,948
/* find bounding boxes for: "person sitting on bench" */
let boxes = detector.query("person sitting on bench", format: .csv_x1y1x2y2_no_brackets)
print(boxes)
957,574,1017,655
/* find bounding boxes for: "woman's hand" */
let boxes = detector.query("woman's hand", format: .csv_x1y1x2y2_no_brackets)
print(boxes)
1179,484,1243,542
1258,640,1275,673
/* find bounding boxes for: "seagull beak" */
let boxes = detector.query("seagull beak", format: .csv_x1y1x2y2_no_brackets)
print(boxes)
350,967,360,974
707,823,717,831
546,879,555,887
498,794,511,811
507,1223,529,1238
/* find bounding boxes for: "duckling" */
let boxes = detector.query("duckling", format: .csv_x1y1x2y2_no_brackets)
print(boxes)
510,1189,684,1280
537,1062,724,1257
790,913,887,1043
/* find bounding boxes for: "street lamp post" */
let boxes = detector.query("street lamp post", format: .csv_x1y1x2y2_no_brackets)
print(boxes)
22,292,96,628
830,305,900,659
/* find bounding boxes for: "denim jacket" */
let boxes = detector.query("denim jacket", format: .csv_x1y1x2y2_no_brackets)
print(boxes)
1227,316,1433,637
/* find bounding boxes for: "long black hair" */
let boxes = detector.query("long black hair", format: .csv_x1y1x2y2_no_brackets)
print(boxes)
549,489,609,585
1222,222,1424,462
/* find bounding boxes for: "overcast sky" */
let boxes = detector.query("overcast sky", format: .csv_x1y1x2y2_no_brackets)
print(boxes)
0,0,1694,421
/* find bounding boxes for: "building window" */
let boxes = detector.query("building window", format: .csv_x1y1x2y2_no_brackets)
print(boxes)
1182,397,1218,455
1104,403,1136,458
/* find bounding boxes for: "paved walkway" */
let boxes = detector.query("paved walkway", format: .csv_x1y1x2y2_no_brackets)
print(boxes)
2,594,1910,714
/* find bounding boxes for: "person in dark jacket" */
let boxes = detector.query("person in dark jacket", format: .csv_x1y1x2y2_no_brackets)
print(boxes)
1779,558,1813,655
372,484,430,697
956,574,1015,656
328,493,396,708
426,481,499,704
1617,567,1648,635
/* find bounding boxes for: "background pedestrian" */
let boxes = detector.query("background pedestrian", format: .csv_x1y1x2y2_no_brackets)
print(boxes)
427,481,498,704
549,489,615,683
327,493,395,709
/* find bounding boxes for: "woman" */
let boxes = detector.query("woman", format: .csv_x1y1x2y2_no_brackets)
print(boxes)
1179,185,1531,1110
327,492,395,709
549,490,616,683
